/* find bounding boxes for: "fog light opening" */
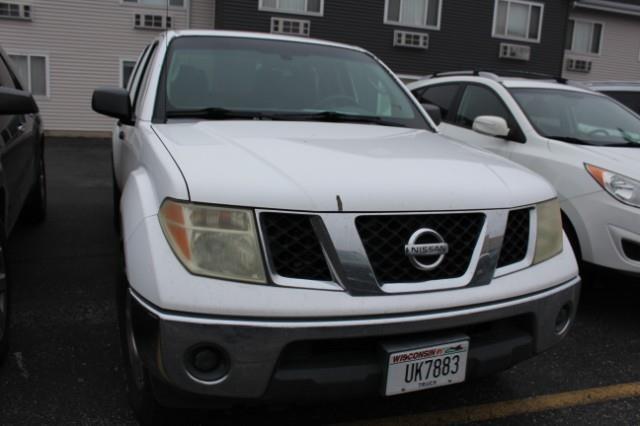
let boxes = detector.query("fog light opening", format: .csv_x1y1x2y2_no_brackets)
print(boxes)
185,344,230,383
555,303,572,335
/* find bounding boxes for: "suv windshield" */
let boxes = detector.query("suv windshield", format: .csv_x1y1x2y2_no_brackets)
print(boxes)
511,88,640,147
160,36,429,130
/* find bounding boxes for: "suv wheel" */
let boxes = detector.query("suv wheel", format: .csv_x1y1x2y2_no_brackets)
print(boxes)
23,146,47,224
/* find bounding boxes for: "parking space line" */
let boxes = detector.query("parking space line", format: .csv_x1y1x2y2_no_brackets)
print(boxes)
350,382,640,425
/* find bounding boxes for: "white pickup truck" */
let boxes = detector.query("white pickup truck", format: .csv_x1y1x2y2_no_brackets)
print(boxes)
92,31,580,423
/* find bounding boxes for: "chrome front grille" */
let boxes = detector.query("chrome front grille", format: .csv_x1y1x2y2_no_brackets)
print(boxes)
260,213,332,281
355,214,485,284
497,209,531,268
256,207,533,295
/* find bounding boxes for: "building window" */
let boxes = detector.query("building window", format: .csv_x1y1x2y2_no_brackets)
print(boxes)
121,60,137,88
0,2,31,20
123,0,184,7
134,13,171,29
271,17,310,36
566,19,603,55
385,0,441,30
8,54,47,96
492,0,544,43
259,0,323,16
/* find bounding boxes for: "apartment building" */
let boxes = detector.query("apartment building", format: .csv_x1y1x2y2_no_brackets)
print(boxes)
1,0,573,134
564,0,640,80
214,0,572,82
0,0,214,134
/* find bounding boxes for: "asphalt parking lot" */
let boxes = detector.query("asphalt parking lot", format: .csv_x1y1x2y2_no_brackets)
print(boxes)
0,138,639,425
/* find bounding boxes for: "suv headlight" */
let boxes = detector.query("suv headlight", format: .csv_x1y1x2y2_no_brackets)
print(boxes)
533,198,563,264
586,164,640,208
158,199,266,283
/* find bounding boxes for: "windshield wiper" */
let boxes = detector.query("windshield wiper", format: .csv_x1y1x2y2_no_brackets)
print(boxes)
268,111,407,127
547,136,592,145
618,128,640,145
166,107,268,120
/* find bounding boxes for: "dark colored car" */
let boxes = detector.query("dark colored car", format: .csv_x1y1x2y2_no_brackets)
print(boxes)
0,47,47,362
583,81,640,115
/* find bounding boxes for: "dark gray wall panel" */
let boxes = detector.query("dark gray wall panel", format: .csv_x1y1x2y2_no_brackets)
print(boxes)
215,0,570,77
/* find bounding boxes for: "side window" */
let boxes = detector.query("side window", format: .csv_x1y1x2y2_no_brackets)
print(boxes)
133,43,158,118
414,84,461,122
0,56,17,89
128,45,151,104
455,85,514,130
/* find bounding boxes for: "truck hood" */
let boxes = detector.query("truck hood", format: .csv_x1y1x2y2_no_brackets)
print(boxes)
153,121,555,212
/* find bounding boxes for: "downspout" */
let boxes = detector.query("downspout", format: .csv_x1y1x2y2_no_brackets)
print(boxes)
187,0,191,29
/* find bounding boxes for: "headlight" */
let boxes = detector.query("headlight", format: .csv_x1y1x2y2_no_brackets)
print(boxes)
158,200,266,283
586,164,640,208
533,198,563,264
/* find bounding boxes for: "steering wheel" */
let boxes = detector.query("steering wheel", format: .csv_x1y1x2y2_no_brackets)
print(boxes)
587,128,609,137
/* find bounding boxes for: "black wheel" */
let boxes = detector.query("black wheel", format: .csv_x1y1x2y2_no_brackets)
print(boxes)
0,233,9,363
23,144,47,224
116,255,167,425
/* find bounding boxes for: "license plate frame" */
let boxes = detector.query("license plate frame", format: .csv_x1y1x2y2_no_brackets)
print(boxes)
382,336,469,396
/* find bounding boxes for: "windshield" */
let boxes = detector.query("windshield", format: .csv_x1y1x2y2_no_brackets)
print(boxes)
510,88,640,147
160,36,429,129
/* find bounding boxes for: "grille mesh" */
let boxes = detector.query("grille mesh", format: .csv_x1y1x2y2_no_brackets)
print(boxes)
356,214,485,284
261,213,332,281
497,209,531,268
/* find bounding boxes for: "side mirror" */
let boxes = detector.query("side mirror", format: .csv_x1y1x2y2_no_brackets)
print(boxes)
0,87,38,115
92,87,133,125
472,115,510,138
421,103,442,126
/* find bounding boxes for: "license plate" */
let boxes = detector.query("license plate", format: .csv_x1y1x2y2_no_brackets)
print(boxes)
384,339,469,396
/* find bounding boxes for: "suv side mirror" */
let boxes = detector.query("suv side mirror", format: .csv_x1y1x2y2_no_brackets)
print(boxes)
421,103,442,126
92,87,133,125
472,115,510,138
0,87,38,115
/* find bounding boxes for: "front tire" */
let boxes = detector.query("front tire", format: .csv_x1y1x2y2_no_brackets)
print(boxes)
116,254,167,425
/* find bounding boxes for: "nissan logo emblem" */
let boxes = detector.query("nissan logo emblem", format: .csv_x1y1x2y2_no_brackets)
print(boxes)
404,228,449,271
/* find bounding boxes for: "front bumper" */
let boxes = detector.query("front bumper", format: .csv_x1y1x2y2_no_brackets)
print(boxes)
129,277,580,403
563,191,640,275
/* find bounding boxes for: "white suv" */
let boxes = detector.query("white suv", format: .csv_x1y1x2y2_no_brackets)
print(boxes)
92,32,579,423
408,72,640,277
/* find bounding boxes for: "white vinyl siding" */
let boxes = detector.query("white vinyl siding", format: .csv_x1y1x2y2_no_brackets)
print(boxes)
492,0,544,43
258,0,323,16
384,0,442,30
0,0,194,133
8,53,48,96
190,0,215,29
563,10,640,81
566,19,603,55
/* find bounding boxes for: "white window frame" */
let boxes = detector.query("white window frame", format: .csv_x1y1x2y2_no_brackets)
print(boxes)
566,18,604,56
270,17,311,36
492,0,544,44
121,0,185,10
0,2,32,20
7,51,49,98
383,0,443,31
120,58,138,89
258,0,324,17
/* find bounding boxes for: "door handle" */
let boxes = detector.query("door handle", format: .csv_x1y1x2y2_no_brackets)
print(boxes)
17,124,25,133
